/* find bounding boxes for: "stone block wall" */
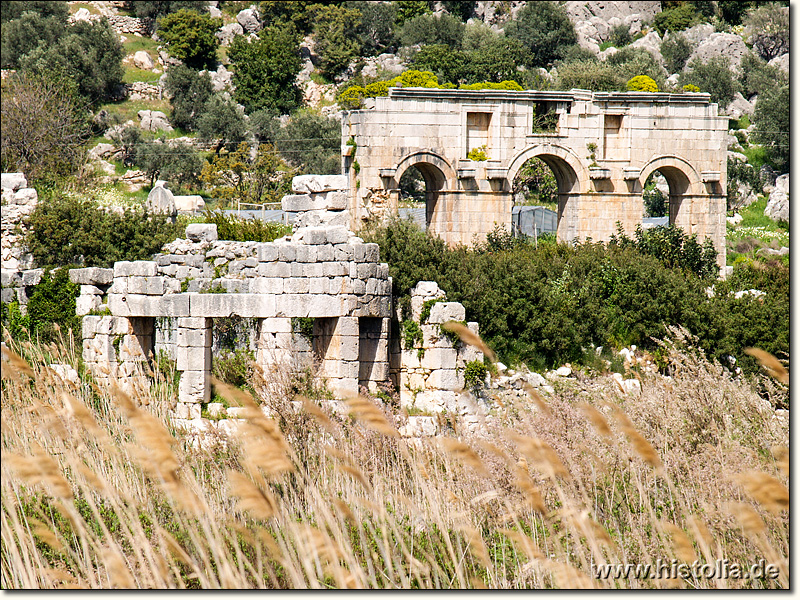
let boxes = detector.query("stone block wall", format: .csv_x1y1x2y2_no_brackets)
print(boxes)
282,174,349,228
79,222,394,415
396,281,483,413
1,173,39,306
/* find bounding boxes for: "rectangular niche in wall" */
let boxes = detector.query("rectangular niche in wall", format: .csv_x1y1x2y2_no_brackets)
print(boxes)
466,112,492,158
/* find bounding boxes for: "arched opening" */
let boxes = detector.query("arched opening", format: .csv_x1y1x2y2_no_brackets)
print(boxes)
511,157,559,240
508,149,582,242
641,166,691,227
396,161,447,229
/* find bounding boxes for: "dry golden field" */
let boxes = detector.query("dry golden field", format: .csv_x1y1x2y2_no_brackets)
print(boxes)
0,328,788,589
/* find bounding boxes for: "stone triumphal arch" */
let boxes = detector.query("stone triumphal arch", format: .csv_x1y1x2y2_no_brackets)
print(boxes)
342,87,727,267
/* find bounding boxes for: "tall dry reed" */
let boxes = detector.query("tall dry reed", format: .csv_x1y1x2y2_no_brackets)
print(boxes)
1,328,789,589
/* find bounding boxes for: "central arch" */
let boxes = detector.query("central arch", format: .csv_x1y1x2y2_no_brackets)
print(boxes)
507,145,587,241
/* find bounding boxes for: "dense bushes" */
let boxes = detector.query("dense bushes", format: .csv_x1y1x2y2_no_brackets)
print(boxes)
24,191,181,268
1,268,79,342
363,219,787,375
201,210,292,242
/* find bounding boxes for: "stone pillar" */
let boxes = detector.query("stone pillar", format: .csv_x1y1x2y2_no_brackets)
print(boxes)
116,317,154,395
358,317,390,393
314,316,359,396
256,317,297,369
176,317,211,418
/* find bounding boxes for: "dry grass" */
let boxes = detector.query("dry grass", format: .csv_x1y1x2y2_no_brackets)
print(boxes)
0,330,789,589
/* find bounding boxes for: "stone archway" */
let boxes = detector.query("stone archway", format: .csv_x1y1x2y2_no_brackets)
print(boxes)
389,151,457,234
507,145,588,242
639,156,701,232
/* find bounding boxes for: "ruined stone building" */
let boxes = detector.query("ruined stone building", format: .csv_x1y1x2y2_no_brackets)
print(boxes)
342,87,727,267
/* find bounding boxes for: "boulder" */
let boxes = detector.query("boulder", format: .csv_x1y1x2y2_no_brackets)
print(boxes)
291,174,348,194
629,30,664,64
725,92,754,118
173,195,206,213
216,22,244,46
687,33,749,72
73,7,93,21
207,64,233,92
769,53,789,74
133,50,154,70
682,23,715,46
237,7,261,33
565,1,661,24
138,110,173,132
145,181,177,216
185,223,218,242
1,173,27,191
764,173,788,222
89,143,116,160
208,5,222,18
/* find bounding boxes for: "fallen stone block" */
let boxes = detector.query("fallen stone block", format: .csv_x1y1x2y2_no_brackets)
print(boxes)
185,223,218,242
428,302,466,324
114,261,158,278
291,174,348,194
69,267,114,286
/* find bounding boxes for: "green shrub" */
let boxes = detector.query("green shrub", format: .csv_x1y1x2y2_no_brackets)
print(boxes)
25,191,181,268
652,5,701,35
504,1,577,68
555,59,622,92
660,32,693,74
463,359,487,393
608,23,632,48
466,145,489,161
202,210,291,243
626,75,658,92
362,218,788,375
0,301,30,339
292,317,315,340
401,319,422,349
678,56,739,108
157,8,221,69
25,268,79,342
212,348,255,389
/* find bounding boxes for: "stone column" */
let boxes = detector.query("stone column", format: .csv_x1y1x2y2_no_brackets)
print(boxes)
116,317,154,395
176,317,211,419
358,317,390,393
314,316,360,396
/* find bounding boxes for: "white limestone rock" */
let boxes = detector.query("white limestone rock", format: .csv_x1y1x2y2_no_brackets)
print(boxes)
768,53,789,74
146,181,177,216
237,7,261,33
1,173,27,191
629,30,664,65
764,173,788,222
133,50,154,70
186,223,219,242
138,110,173,132
291,174,348,194
216,22,244,45
688,33,749,73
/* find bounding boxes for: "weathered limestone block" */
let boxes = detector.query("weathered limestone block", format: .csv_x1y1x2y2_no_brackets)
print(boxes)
127,276,165,295
1,173,27,191
427,302,465,324
69,267,114,285
178,371,210,403
410,281,446,321
420,348,458,371
291,174,348,194
76,295,102,316
426,369,464,391
399,416,438,437
114,261,158,278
